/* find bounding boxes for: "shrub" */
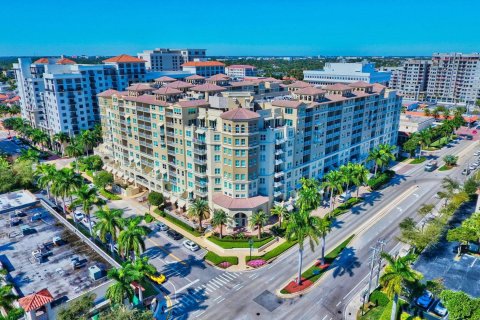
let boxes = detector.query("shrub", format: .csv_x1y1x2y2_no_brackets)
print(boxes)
410,157,426,164
368,170,395,190
204,251,238,266
247,259,266,268
78,155,103,171
144,213,154,223
154,209,201,237
207,234,274,249
93,171,114,189
247,240,298,262
99,188,121,200
148,191,164,207
370,289,389,307
330,197,362,218
218,261,232,269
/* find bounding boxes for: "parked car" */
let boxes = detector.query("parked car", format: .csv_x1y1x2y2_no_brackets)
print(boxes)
433,300,448,317
149,272,166,284
474,151,480,156
74,212,84,221
338,192,351,203
183,240,200,252
31,212,45,221
462,168,470,175
167,229,183,240
469,165,476,171
416,291,434,308
424,160,438,172
156,222,169,231
70,257,84,269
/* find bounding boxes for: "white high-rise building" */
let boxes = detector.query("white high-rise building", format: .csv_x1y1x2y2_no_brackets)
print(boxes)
388,60,431,101
137,48,206,71
303,61,391,85
426,53,480,105
14,54,146,134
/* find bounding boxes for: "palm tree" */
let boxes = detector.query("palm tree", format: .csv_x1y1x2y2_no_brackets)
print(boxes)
351,163,370,197
71,185,101,235
106,263,142,305
211,209,229,239
271,205,288,228
187,198,210,231
380,253,421,320
80,130,96,156
417,129,432,156
339,163,355,194
53,132,70,156
378,144,396,171
118,216,148,260
296,177,322,212
431,109,439,119
317,217,331,266
322,170,344,211
94,206,125,253
34,163,57,199
441,176,459,193
65,137,84,172
249,210,269,239
285,209,321,285
0,285,18,311
51,168,82,214
18,149,40,162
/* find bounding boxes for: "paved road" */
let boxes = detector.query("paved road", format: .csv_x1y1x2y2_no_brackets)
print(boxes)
192,138,479,320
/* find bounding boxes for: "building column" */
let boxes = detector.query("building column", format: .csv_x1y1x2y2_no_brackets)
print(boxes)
45,303,53,319
25,310,36,320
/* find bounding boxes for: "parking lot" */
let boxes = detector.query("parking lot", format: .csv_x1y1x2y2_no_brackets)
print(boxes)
0,133,29,156
0,205,111,301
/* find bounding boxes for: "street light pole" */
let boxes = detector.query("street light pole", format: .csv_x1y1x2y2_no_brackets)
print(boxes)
248,238,254,261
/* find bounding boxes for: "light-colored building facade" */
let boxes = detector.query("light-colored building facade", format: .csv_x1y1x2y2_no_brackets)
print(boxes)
303,62,391,85
181,61,225,77
388,60,431,101
426,53,480,105
226,65,258,79
137,48,206,71
398,114,435,144
13,55,146,134
96,79,401,228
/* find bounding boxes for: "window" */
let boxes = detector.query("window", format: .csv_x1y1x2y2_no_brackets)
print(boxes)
285,108,293,114
214,168,221,174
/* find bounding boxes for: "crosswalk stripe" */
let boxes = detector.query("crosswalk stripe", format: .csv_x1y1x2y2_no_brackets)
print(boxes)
206,283,218,290
211,278,225,286
223,273,236,280
218,275,231,282
213,277,228,285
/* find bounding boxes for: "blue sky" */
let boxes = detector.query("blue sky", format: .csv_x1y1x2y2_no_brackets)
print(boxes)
2,0,479,56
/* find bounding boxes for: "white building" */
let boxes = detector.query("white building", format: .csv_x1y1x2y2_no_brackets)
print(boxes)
137,48,206,71
426,53,480,105
181,61,225,77
14,55,146,134
225,65,257,79
303,61,391,85
388,60,431,101
398,114,435,144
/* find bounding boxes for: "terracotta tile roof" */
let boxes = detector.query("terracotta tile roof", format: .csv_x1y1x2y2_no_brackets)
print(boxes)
229,81,256,87
153,87,182,95
213,193,268,210
56,58,76,65
0,94,8,100
220,107,260,121
33,58,50,64
103,54,146,63
185,74,205,80
206,73,230,81
97,89,120,97
191,83,226,92
294,87,326,95
271,100,304,109
324,83,352,91
287,81,311,88
227,64,256,69
372,83,387,92
348,81,373,88
18,289,54,312
126,83,152,91
155,76,176,82
124,94,170,107
182,61,225,67
165,81,194,89
177,99,209,108
7,96,20,102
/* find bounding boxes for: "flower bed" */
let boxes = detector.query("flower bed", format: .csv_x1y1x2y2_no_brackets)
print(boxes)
218,261,233,269
282,278,313,294
247,259,266,268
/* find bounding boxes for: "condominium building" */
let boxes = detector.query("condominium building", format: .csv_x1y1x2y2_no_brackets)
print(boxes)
97,79,401,228
137,48,206,71
426,53,480,105
303,62,391,85
226,65,258,79
388,60,431,101
13,55,146,134
181,61,225,77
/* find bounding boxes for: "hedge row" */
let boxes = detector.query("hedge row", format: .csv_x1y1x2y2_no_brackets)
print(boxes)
99,188,121,200
204,251,239,266
207,235,275,249
246,240,298,262
154,209,201,237
330,197,363,218
368,170,395,190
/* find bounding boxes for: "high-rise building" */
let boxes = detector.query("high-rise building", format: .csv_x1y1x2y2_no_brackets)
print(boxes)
226,65,258,79
388,60,431,101
426,53,480,105
303,62,391,85
96,79,401,228
137,48,206,71
13,55,146,134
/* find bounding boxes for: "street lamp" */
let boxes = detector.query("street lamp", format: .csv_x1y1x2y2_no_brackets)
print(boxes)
248,238,254,261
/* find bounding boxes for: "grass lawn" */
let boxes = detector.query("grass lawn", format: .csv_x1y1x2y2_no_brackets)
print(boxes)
439,165,453,171
246,240,298,262
207,235,275,249
410,157,426,164
153,209,201,237
359,305,386,320
204,251,238,266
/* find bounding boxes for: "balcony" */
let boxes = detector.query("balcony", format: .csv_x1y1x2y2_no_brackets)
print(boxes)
195,189,208,197
195,180,208,187
169,170,177,177
275,159,283,165
194,158,207,165
194,148,207,155
193,139,206,145
274,181,283,188
194,170,207,178
274,171,284,178
275,149,284,156
166,131,175,137
274,191,282,198
138,124,152,131
275,138,286,145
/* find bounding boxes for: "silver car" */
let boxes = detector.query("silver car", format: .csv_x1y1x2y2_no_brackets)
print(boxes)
183,240,200,252
433,300,448,317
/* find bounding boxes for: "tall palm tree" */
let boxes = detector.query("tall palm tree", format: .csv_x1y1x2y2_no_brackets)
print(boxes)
417,129,433,156
271,205,288,228
296,177,322,212
94,206,125,253
106,263,142,305
187,198,210,231
71,185,101,235
249,210,269,239
339,163,355,194
34,163,57,199
441,176,459,194
211,209,229,239
80,130,96,156
368,144,396,175
367,148,382,176
0,285,18,311
51,168,82,214
380,253,421,320
322,170,344,211
423,108,431,117
316,217,332,266
285,209,321,285
53,132,70,156
65,137,84,172
351,163,370,197
118,216,148,261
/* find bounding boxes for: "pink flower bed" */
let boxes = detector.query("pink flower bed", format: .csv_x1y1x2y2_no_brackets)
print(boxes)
218,261,232,269
247,259,266,268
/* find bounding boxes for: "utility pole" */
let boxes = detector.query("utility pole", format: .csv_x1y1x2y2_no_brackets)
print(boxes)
366,245,380,298
375,239,387,288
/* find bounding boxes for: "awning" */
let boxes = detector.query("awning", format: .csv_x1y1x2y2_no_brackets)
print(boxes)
177,199,187,208
196,128,206,134
208,116,217,122
197,115,205,120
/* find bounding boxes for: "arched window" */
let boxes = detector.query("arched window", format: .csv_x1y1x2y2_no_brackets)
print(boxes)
234,212,247,227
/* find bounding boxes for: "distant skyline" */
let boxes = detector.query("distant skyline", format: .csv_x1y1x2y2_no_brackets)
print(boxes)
2,0,480,57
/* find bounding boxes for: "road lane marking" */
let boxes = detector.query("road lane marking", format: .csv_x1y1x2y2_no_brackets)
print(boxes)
211,278,226,286
222,273,236,280
471,259,477,267
216,297,225,303
336,301,342,307
213,295,224,301
234,284,244,291
147,238,187,265
321,315,328,320
219,274,233,281
176,279,200,293
194,310,206,318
